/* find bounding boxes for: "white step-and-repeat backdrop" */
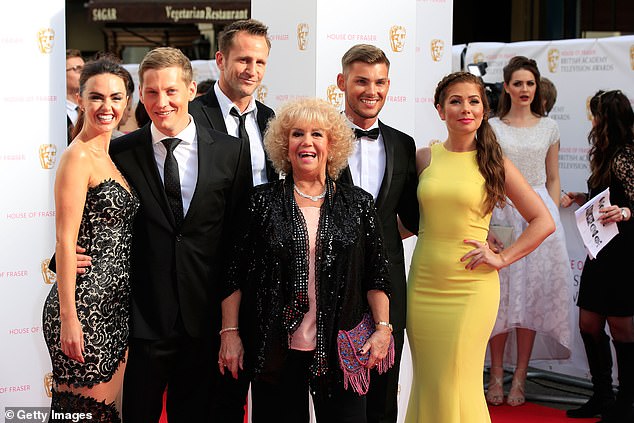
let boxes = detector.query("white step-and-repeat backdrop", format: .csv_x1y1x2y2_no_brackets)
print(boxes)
2,0,633,419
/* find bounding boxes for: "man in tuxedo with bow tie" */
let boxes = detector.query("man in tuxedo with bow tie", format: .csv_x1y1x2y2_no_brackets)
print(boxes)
336,44,419,423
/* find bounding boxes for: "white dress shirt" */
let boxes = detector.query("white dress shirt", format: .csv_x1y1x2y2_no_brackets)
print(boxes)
66,99,79,125
151,116,198,216
214,83,268,186
348,121,386,201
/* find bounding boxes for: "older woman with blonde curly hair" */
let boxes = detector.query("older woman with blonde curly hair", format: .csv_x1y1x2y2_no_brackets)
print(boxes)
219,97,394,423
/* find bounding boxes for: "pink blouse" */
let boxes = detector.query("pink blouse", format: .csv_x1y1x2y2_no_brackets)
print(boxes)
290,206,320,351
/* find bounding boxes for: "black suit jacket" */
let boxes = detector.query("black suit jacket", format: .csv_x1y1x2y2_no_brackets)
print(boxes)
110,124,251,340
189,83,277,185
338,120,419,332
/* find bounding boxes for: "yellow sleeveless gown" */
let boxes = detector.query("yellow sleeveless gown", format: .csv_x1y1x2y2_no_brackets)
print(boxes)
406,143,499,423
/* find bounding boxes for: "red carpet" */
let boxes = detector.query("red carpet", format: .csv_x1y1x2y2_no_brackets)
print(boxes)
489,403,598,423
157,394,592,422
158,391,248,422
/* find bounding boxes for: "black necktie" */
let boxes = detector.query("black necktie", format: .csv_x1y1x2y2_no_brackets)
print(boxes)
229,108,251,145
354,128,380,140
161,138,184,227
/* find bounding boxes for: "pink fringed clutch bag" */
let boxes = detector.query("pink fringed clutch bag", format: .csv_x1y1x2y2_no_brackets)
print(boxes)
336,313,395,395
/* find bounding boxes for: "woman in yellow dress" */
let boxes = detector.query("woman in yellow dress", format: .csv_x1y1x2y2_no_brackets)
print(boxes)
405,72,555,423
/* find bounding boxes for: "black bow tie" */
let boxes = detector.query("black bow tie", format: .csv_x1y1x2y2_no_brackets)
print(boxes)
354,128,380,140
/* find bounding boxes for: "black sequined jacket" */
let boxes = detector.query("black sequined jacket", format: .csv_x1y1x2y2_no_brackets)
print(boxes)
225,177,391,383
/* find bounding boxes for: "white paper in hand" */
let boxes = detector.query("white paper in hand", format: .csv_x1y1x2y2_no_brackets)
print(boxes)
574,187,619,259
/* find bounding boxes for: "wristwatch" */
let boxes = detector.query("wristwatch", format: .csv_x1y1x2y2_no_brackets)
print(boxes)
621,208,629,221
376,321,393,332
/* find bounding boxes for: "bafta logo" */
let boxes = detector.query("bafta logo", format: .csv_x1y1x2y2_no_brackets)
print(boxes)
548,48,560,73
44,372,53,398
39,144,57,169
37,28,55,54
473,52,485,64
326,85,344,108
630,45,634,71
389,25,406,53
430,39,444,62
41,259,56,285
297,23,309,51
256,84,268,104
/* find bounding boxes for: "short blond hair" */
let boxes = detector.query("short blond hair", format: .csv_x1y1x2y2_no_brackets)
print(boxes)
138,47,192,86
264,98,355,179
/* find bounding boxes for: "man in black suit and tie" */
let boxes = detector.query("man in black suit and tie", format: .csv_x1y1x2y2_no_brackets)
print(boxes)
110,47,250,422
65,49,84,144
190,19,277,186
188,19,275,422
336,44,419,423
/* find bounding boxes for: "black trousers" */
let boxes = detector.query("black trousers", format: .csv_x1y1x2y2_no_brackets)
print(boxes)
214,370,250,422
366,329,405,423
122,325,218,423
251,350,367,423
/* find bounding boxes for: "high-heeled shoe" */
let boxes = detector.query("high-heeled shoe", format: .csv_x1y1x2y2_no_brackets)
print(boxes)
486,366,505,406
507,367,527,407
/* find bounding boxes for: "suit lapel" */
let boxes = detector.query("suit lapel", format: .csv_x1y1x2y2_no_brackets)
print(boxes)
201,87,228,133
132,126,177,227
376,121,394,210
256,101,278,182
184,126,214,224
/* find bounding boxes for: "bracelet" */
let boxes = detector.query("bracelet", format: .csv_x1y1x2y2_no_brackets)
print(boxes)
219,327,239,335
375,321,393,332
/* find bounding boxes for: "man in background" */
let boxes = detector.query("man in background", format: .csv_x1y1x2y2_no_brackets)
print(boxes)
65,49,84,143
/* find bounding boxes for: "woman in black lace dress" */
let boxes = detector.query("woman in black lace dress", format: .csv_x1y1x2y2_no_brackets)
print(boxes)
562,90,634,423
42,57,138,422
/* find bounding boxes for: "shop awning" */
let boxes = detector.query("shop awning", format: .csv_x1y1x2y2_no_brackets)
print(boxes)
86,0,250,24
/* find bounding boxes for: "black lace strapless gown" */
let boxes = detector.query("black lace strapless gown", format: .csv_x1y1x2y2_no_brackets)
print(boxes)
43,178,139,390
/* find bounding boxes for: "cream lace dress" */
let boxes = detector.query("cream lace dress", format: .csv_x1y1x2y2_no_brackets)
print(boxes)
489,117,573,362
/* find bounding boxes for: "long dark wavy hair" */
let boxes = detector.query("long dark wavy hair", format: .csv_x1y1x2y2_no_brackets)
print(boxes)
434,72,506,214
72,54,133,139
497,56,545,118
587,89,634,189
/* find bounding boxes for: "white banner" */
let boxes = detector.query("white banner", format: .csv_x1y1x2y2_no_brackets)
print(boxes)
0,1,66,418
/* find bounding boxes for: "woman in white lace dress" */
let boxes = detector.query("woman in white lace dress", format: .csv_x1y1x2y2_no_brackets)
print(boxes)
485,56,572,407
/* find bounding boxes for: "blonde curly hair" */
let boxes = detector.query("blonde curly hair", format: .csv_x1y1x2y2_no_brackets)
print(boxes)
264,98,355,179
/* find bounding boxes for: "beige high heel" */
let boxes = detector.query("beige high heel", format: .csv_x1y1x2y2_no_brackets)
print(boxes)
486,366,505,406
507,367,527,407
